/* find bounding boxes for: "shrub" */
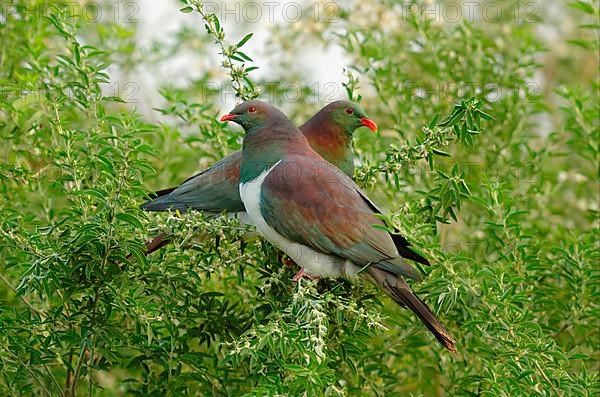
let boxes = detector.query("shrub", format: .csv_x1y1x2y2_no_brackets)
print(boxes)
0,0,598,395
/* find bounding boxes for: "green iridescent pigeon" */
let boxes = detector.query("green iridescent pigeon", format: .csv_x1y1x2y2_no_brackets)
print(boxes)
141,100,377,253
142,100,376,213
222,100,456,352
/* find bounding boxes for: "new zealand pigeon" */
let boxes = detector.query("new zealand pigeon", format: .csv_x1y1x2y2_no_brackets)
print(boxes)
140,101,377,254
142,100,376,213
222,100,456,352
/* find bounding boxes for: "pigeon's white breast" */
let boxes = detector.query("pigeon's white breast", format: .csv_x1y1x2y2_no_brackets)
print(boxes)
228,211,252,225
239,161,358,277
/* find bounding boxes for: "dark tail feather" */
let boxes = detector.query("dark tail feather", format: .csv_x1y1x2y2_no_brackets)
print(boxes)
141,194,188,212
368,268,457,352
146,187,177,199
140,187,178,210
145,232,172,255
391,233,431,266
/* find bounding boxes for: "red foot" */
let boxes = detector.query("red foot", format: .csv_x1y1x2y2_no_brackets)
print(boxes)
291,268,320,283
292,268,305,282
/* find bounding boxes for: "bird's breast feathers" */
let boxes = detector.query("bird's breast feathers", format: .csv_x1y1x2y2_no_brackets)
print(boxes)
239,160,357,277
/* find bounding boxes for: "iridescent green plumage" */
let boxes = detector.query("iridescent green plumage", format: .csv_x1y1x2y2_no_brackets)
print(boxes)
142,101,371,213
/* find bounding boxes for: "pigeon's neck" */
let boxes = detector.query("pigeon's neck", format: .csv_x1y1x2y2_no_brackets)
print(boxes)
240,122,308,183
300,116,354,177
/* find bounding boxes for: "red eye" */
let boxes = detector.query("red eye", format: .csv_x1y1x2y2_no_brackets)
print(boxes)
248,107,256,113
345,107,354,114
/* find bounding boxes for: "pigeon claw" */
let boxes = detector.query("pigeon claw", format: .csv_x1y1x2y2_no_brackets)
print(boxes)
291,268,320,284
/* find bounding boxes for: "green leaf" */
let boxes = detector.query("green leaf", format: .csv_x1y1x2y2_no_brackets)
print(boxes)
438,108,465,127
236,51,253,62
116,213,144,229
428,114,440,129
477,109,494,120
236,33,254,48
569,1,595,14
432,148,452,157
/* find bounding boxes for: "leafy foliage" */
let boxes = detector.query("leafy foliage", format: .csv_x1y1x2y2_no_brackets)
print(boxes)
0,0,598,396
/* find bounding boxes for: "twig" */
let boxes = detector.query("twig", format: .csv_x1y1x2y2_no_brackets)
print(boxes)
69,343,87,397
187,0,260,100
5,349,52,397
0,272,45,318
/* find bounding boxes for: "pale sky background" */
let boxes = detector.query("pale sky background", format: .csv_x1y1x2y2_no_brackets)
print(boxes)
103,0,580,136
117,0,351,118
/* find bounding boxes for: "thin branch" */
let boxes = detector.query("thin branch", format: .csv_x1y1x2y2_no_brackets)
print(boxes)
187,0,260,100
0,272,45,318
5,349,52,397
69,343,87,397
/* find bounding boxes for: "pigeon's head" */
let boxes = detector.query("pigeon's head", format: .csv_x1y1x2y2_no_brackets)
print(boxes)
220,100,279,131
325,100,378,133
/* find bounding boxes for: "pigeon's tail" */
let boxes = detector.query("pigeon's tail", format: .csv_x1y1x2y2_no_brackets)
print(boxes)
145,232,171,255
153,187,177,198
367,267,457,352
141,194,188,212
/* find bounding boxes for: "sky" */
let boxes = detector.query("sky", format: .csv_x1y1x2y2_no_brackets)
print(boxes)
115,0,351,117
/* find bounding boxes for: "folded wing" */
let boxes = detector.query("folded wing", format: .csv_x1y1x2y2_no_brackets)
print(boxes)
260,154,422,280
142,151,244,213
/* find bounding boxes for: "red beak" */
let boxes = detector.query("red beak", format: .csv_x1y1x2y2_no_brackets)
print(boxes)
360,117,378,132
220,114,236,122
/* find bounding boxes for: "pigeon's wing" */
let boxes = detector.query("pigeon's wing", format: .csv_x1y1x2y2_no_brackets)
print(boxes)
353,186,431,266
260,155,421,280
142,150,245,213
